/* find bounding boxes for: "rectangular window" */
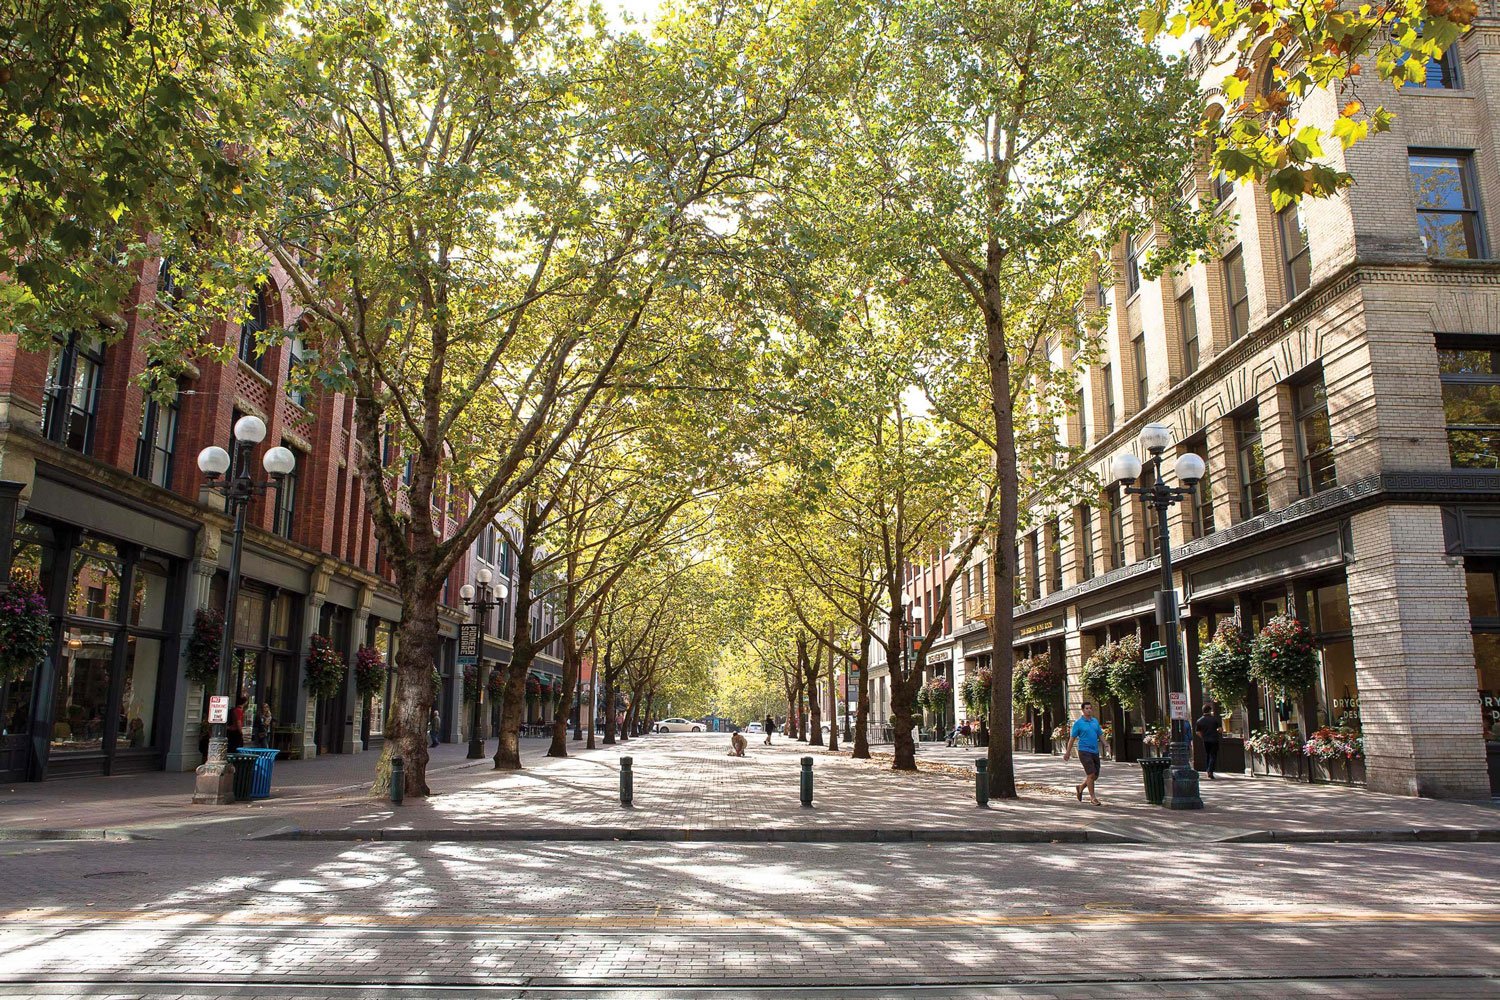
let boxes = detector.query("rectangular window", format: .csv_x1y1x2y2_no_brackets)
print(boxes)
1279,204,1311,298
134,384,179,489
1048,518,1063,594
1212,171,1234,204
273,451,298,539
239,285,268,373
1076,387,1088,446
1405,45,1459,89
43,331,104,455
1437,337,1500,468
1125,233,1142,297
1132,334,1148,409
1026,531,1040,602
1076,505,1095,582
1224,248,1250,341
1295,375,1337,495
1410,151,1485,259
1102,363,1116,432
1178,290,1200,375
287,333,306,408
1106,487,1125,570
1236,408,1270,518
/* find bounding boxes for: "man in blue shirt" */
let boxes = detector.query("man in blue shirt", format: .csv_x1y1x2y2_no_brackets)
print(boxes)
1064,701,1104,805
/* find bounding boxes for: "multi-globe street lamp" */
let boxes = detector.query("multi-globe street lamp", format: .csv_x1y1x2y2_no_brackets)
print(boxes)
460,569,507,759
1110,422,1206,811
192,415,296,804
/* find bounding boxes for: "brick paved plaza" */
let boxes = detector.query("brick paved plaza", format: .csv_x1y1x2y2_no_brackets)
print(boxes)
1,733,1496,998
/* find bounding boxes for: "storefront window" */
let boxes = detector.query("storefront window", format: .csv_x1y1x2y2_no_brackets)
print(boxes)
129,558,171,630
68,536,122,621
236,589,268,646
121,636,162,749
50,628,115,753
1476,634,1500,742
1319,639,1358,729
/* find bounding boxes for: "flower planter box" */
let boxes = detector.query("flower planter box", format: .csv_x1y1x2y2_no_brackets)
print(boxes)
1015,735,1034,754
1251,750,1306,781
1310,756,1366,785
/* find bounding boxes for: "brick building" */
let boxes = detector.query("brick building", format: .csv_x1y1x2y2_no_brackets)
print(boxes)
0,258,563,782
872,22,1500,797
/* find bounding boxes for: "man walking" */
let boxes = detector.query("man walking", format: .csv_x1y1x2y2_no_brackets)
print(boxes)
763,714,776,746
1195,702,1222,779
1063,701,1104,805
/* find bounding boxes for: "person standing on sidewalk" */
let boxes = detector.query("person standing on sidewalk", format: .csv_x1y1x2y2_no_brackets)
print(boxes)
227,695,247,754
1063,701,1103,805
763,714,776,745
1195,702,1222,779
430,707,442,748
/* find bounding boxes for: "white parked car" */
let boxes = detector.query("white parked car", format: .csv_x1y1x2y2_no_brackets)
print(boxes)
746,722,763,734
654,718,703,733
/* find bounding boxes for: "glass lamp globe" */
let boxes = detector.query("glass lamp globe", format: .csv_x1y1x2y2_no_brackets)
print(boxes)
1175,452,1207,485
1110,452,1143,484
460,584,475,601
262,446,296,477
476,567,493,586
1139,423,1172,453
233,414,268,444
496,582,509,601
197,446,231,477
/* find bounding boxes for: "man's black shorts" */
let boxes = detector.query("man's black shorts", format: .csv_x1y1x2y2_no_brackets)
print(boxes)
1078,750,1101,776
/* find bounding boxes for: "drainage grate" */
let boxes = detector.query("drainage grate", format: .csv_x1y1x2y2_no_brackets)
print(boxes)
82,871,148,880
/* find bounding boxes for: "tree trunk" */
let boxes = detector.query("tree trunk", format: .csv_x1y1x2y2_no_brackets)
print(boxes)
982,267,1020,800
825,632,838,753
602,647,616,745
800,638,823,747
852,630,871,759
372,591,441,798
495,520,538,770
547,600,580,758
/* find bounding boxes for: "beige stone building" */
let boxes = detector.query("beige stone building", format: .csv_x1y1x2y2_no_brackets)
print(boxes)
895,21,1500,799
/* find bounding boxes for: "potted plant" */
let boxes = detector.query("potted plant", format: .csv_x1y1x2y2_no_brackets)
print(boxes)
1198,620,1251,715
183,606,225,688
1050,723,1068,754
304,633,347,702
1013,720,1034,752
1143,722,1172,755
1250,615,1319,718
1246,728,1304,779
1304,726,1365,785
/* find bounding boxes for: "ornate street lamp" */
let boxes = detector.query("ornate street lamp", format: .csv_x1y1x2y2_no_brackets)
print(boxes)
460,568,507,759
1110,422,1206,810
192,415,295,804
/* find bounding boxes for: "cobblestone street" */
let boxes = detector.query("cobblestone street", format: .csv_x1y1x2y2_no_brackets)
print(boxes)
1,735,1496,997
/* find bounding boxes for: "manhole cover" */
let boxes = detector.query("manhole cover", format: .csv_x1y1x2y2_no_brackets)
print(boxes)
83,871,148,880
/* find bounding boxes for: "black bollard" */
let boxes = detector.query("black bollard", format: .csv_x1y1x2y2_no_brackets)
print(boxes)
620,756,633,807
390,756,405,805
974,757,989,807
800,756,813,807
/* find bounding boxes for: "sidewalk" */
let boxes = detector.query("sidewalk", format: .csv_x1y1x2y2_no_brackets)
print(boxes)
2,733,1495,845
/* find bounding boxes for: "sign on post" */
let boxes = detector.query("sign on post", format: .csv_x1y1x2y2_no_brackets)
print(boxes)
458,624,480,666
208,695,229,725
1169,691,1189,721
1143,641,1167,663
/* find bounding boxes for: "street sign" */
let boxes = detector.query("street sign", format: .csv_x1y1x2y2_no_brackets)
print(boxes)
1143,641,1167,663
208,695,229,725
1169,691,1189,721
458,624,480,665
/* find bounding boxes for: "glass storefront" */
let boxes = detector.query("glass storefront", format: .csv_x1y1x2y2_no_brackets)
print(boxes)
6,519,180,777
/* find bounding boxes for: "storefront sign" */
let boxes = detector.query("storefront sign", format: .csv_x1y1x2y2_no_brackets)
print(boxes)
458,624,480,666
1169,691,1189,721
1017,618,1061,639
208,696,229,725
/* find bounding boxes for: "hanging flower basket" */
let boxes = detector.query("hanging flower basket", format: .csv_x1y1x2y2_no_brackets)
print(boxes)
525,674,542,704
430,666,442,697
1197,620,1251,711
462,663,480,703
1250,614,1319,696
1011,658,1033,710
962,665,992,716
1106,634,1149,711
354,645,386,699
1025,654,1064,709
0,575,50,685
1080,645,1113,707
917,675,951,715
183,606,224,688
304,634,347,699
487,666,506,698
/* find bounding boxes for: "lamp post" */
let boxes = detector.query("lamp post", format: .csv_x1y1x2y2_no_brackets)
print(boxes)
192,415,295,805
460,569,507,759
1110,422,1206,811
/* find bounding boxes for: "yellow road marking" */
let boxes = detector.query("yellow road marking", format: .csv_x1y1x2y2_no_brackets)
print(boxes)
4,908,1497,931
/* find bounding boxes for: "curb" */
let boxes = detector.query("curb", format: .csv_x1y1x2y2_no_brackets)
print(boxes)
1218,828,1500,844
0,829,151,842
252,826,1142,844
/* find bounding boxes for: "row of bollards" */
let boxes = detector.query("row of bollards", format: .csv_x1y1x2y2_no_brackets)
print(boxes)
605,755,991,809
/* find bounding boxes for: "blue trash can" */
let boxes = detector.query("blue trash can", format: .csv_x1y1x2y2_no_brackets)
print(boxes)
240,747,280,799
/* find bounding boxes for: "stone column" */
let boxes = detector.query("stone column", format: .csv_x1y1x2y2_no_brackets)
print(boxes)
1207,417,1241,528
1347,505,1489,798
345,607,370,754
1064,607,1086,715
1259,383,1300,512
293,593,325,760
